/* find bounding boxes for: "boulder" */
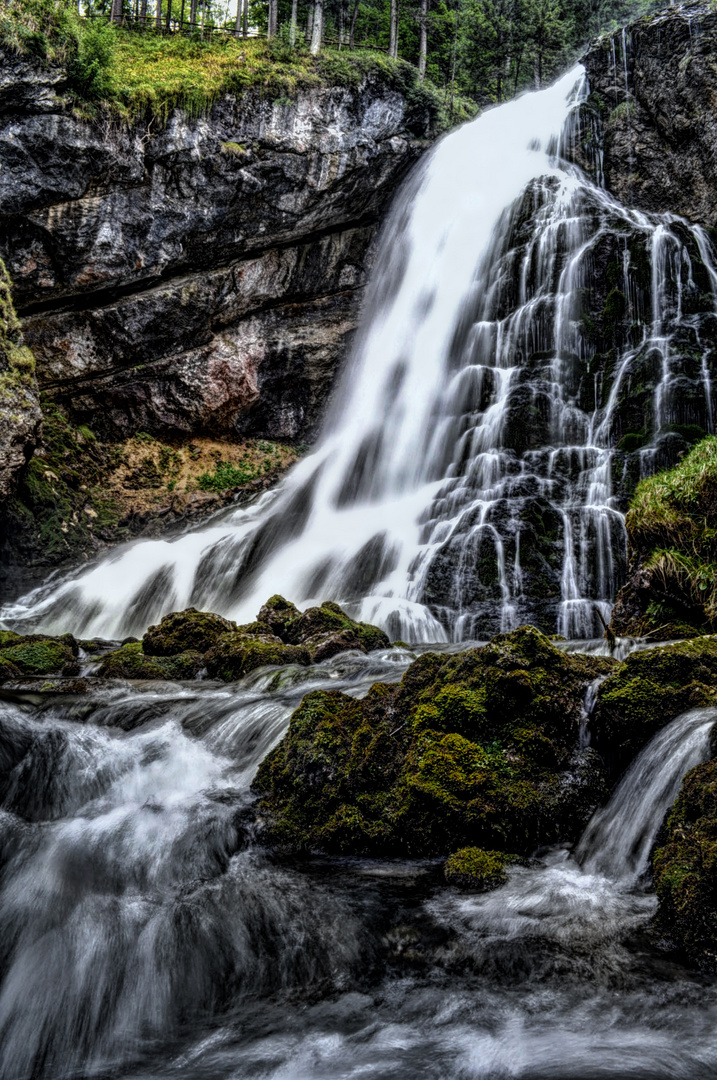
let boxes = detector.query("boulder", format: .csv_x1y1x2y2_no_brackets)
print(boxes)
142,608,236,656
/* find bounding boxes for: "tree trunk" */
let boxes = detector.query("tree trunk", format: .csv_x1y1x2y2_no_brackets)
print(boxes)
349,0,359,48
267,0,278,38
179,0,185,29
190,0,198,27
111,0,123,24
140,0,148,25
418,0,427,81
289,0,298,43
338,0,344,46
242,0,248,36
165,0,172,31
389,0,398,58
155,0,162,30
449,3,458,117
306,2,313,41
310,0,323,53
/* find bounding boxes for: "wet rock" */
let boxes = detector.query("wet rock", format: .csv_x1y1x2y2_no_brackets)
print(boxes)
252,626,615,857
0,54,426,442
0,634,75,678
0,259,40,506
593,637,717,780
143,607,237,656
582,3,717,227
204,634,310,681
98,642,205,681
652,757,717,971
443,847,510,892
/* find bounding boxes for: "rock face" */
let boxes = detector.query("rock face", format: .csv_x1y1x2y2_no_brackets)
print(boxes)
0,259,41,504
0,48,425,441
582,1,717,226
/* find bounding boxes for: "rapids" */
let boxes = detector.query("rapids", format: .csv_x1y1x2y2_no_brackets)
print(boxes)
4,57,717,642
1,645,717,1079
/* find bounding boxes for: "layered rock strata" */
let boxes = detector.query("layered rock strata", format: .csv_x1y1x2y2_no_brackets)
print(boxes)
0,49,425,440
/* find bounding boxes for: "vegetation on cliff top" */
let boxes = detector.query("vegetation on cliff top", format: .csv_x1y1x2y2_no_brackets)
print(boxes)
253,625,615,858
0,259,37,425
615,437,717,638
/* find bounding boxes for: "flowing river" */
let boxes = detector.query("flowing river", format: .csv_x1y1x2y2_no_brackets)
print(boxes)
2,53,717,1080
0,644,717,1079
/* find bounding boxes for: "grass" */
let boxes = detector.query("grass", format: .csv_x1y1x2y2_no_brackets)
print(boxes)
0,0,476,129
627,436,717,628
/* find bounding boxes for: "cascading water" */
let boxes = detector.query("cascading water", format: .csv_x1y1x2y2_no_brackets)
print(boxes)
1,640,716,1080
4,62,717,642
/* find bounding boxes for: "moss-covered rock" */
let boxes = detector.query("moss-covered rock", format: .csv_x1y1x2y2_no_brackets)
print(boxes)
444,847,510,891
0,635,74,676
652,759,717,971
142,607,236,656
0,655,21,681
611,437,717,639
253,626,615,857
204,634,309,681
98,642,205,680
593,637,717,779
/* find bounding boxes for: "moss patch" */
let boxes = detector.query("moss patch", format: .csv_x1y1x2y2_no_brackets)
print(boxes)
252,626,615,857
653,758,717,971
444,847,511,892
593,636,717,779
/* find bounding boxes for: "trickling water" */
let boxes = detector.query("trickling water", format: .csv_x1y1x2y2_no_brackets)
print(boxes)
577,706,717,881
4,65,717,642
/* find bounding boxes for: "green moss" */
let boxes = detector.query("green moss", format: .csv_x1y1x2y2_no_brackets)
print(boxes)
615,437,717,637
0,637,72,675
594,637,717,777
444,847,510,891
142,607,236,656
253,626,615,857
0,655,22,681
97,641,204,680
204,633,309,681
619,431,648,453
653,759,717,971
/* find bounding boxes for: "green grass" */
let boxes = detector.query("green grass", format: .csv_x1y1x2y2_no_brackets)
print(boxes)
0,0,476,129
627,436,717,628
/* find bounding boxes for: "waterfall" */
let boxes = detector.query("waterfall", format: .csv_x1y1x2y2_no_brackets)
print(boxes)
576,706,717,882
4,65,717,642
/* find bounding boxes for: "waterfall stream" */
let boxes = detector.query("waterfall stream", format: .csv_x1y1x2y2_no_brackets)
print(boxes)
0,649,716,1080
4,61,717,642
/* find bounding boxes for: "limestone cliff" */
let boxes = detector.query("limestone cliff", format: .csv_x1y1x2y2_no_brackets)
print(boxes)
0,47,426,442
582,1,717,226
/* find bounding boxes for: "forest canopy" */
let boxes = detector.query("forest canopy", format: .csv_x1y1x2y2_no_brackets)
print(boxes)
1,0,663,114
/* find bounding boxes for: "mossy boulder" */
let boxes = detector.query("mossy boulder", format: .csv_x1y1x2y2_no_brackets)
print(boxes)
593,637,717,779
0,634,75,677
142,608,236,656
257,595,301,637
444,847,510,892
98,642,205,680
253,626,615,857
652,758,717,971
0,655,21,681
204,634,309,681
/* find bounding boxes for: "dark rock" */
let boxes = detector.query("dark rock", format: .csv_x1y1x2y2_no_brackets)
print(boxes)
652,757,717,971
0,54,427,442
142,607,237,656
582,3,717,227
204,633,310,680
252,625,616,856
443,847,510,892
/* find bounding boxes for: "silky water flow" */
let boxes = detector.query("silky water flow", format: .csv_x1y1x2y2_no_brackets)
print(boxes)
3,60,717,1080
4,58,717,643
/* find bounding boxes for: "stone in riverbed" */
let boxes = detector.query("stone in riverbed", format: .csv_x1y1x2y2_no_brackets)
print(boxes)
142,608,237,656
443,847,511,892
252,626,616,858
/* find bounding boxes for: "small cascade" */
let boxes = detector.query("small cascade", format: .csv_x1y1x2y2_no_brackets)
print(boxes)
576,706,717,882
4,64,717,643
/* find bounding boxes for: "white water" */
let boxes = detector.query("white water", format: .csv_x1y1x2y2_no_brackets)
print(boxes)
3,64,717,643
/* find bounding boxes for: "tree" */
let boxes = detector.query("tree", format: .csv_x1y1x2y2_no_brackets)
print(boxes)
310,0,323,51
267,0,278,36
526,0,567,87
389,0,399,56
417,0,428,79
